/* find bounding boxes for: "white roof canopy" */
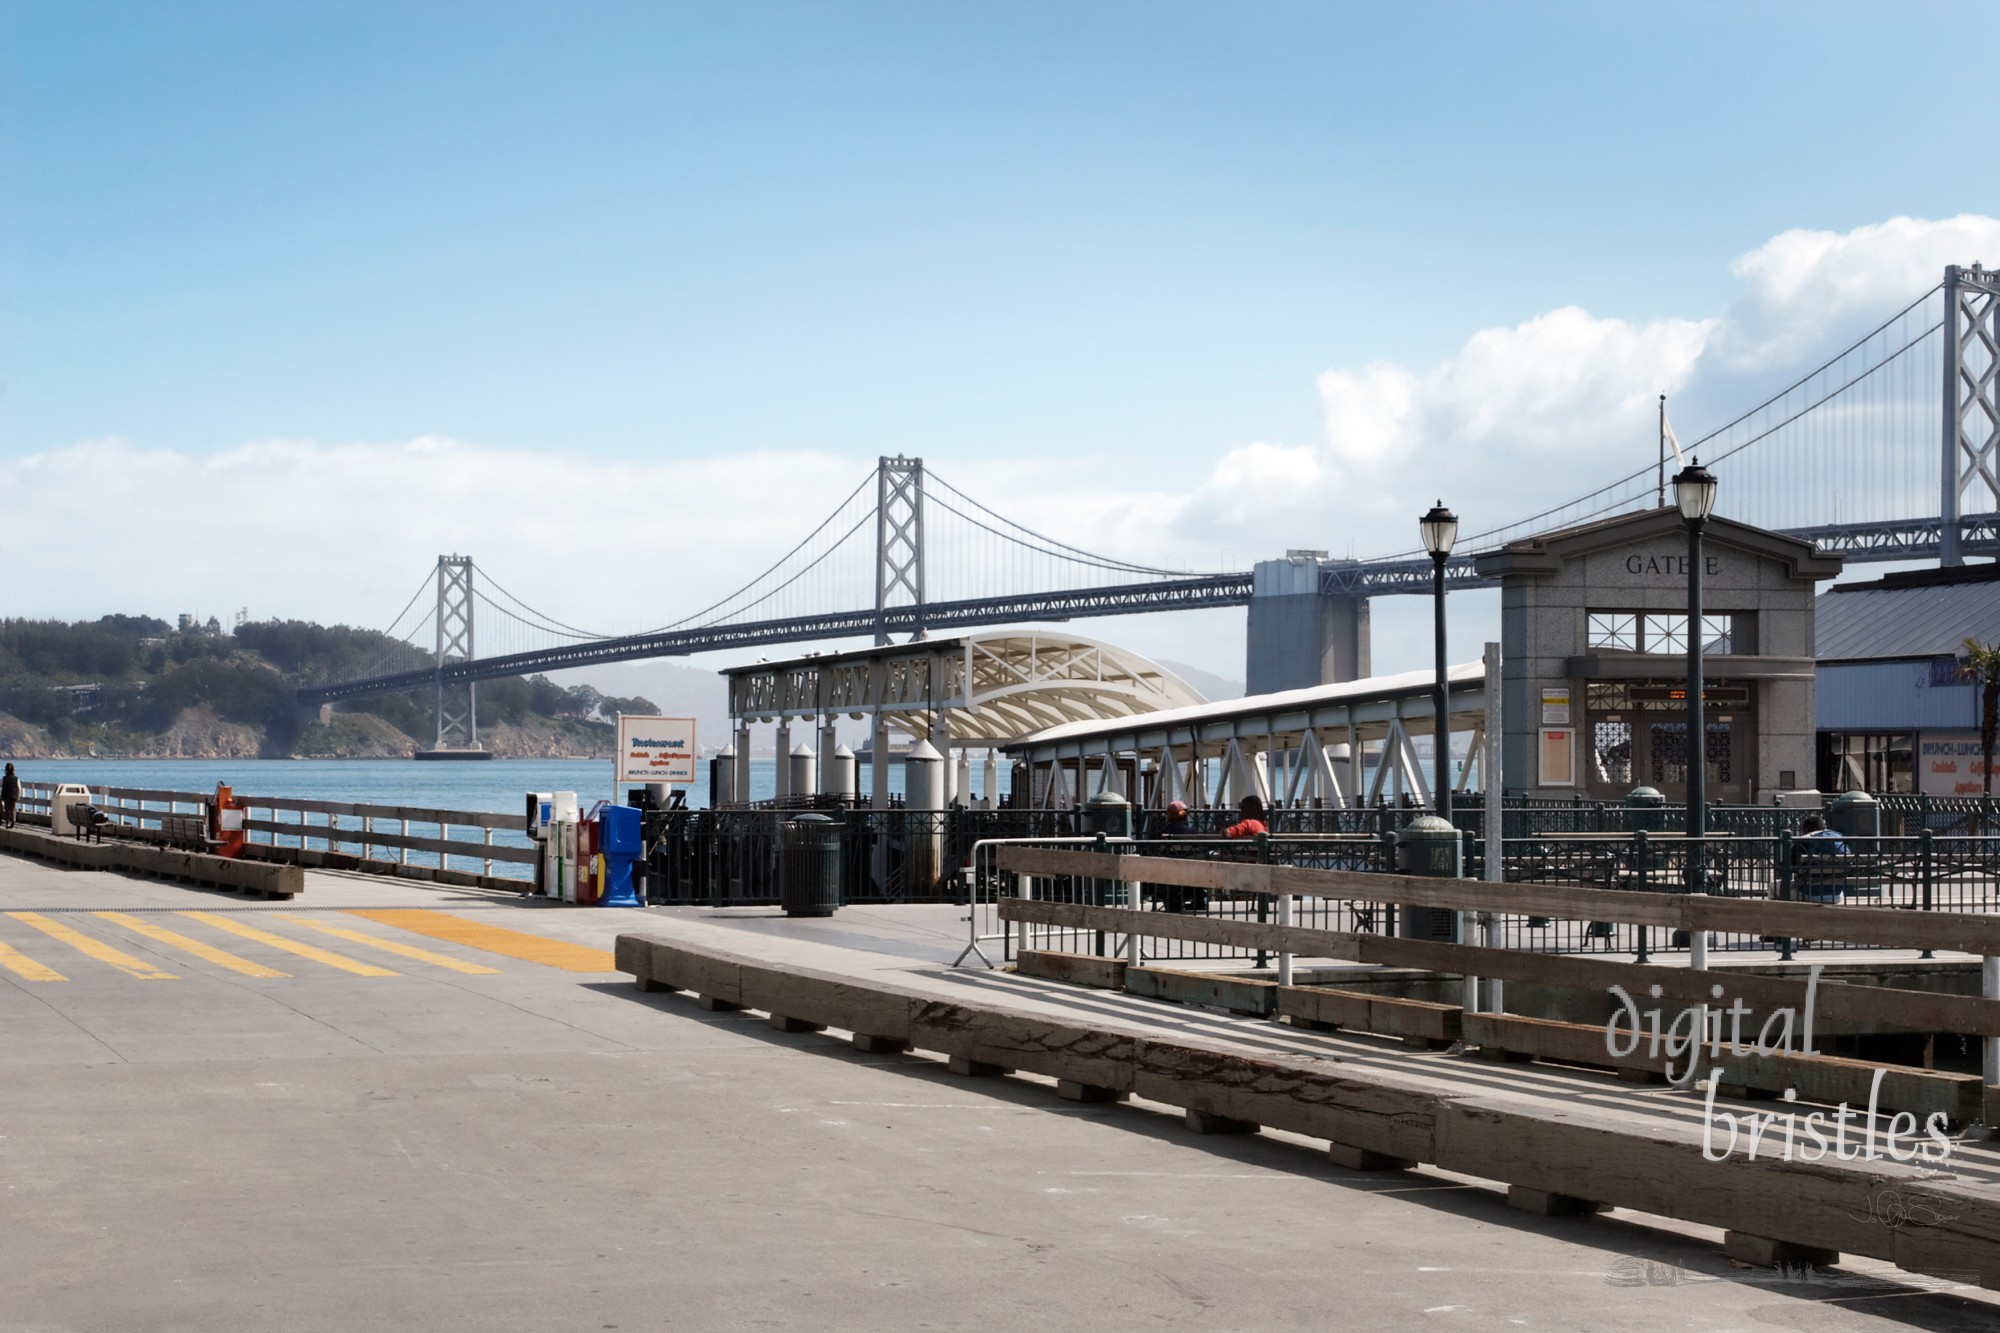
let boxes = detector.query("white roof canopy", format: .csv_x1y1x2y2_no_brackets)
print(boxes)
723,632,1205,745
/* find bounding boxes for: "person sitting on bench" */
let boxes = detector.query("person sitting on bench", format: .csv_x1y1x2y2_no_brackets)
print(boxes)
1794,814,1851,902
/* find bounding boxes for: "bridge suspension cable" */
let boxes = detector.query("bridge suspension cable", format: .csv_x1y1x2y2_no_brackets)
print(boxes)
1383,282,1949,558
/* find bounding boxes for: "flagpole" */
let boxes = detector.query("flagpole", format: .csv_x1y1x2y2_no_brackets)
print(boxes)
1657,394,1666,508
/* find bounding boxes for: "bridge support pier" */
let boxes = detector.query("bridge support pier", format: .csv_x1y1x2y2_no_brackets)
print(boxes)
1246,555,1370,694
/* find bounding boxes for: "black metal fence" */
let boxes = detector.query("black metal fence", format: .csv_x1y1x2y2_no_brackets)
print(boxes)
974,825,2000,967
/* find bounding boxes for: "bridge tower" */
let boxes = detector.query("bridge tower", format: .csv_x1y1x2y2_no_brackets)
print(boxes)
874,455,925,645
1942,264,2000,566
432,555,479,752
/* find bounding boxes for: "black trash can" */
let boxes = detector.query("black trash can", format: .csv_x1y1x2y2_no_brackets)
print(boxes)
1826,790,1880,841
1624,785,1667,833
1395,814,1460,942
779,813,841,918
1081,791,1133,839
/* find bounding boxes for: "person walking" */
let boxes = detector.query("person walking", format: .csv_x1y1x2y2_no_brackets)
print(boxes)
1,763,20,829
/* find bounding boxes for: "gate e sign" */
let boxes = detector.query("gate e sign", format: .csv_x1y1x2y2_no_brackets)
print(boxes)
617,716,698,784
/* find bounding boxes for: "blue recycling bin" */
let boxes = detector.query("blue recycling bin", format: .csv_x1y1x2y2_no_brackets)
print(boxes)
598,804,644,908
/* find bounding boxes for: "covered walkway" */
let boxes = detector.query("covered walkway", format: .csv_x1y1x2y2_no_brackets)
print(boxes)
722,631,1204,807
1004,659,1492,811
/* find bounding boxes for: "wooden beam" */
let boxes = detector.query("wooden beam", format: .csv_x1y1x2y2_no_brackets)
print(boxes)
999,896,2000,1036
994,846,2000,955
613,930,2000,1290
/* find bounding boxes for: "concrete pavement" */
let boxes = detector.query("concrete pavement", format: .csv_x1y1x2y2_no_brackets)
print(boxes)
3,854,1998,1330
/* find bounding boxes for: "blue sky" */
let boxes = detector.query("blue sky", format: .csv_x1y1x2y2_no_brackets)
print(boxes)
1,2,1994,679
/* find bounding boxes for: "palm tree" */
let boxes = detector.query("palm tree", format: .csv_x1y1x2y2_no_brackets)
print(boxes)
1960,639,2000,797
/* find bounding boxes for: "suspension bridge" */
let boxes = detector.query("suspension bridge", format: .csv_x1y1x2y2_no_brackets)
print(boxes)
299,264,2000,748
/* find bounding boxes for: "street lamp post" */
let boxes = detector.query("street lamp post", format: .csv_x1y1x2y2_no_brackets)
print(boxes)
1419,502,1459,827
1673,460,1718,965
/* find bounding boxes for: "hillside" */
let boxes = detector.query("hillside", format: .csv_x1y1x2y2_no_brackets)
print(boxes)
0,615,659,760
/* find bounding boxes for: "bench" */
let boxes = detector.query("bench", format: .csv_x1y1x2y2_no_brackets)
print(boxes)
64,802,112,844
160,813,221,854
1789,841,1883,902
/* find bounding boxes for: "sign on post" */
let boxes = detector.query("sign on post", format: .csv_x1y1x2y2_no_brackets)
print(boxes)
616,716,698,787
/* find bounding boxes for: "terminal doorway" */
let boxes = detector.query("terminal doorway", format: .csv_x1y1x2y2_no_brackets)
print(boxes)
1584,680,1755,805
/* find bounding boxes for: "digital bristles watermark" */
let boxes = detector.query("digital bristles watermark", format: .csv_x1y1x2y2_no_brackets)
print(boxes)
1603,965,1958,1167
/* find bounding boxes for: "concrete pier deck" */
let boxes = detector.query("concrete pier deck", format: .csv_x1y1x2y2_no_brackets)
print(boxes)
5,850,2000,1330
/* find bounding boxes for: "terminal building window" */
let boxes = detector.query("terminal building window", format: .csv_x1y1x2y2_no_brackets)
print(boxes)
1816,733,1913,794
1587,612,1737,655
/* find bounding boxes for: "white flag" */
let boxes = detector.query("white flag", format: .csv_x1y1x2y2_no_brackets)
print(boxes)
1662,416,1686,467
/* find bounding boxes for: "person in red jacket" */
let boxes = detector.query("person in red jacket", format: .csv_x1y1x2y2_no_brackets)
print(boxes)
1224,794,1267,839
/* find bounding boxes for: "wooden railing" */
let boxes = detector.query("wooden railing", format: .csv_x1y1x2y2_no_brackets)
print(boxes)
13,781,533,885
994,846,2000,1070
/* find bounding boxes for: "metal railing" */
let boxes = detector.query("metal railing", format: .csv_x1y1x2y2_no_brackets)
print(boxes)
974,827,2000,969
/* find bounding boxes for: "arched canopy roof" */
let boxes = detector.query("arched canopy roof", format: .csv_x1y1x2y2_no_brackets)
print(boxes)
723,632,1204,744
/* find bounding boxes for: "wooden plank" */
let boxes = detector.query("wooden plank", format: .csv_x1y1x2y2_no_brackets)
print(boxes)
1016,950,1127,990
1464,1012,1668,1075
1463,1011,1982,1121
1125,967,1276,1016
610,931,2000,1289
1279,986,1461,1042
997,846,2000,954
1001,896,2000,1037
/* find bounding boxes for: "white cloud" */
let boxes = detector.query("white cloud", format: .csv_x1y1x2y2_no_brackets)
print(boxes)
6,213,1996,684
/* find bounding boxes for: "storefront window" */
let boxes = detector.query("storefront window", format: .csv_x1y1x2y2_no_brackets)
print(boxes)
1815,733,1914,793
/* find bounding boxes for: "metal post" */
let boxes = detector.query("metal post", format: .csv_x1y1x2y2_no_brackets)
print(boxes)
1985,955,1999,1089
1686,512,1708,971
1921,827,1935,959
1432,550,1451,827
1943,265,1964,567
1276,892,1293,987
400,818,409,866
1481,641,1504,1011
483,827,494,878
1634,828,1651,964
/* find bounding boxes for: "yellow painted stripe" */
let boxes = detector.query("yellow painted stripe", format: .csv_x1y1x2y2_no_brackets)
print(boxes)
278,916,500,974
0,938,66,982
346,910,616,973
179,913,396,977
94,912,288,979
8,912,177,980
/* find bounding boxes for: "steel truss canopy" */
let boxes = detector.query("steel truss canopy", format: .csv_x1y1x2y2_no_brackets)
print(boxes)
723,632,1205,745
1003,662,1489,811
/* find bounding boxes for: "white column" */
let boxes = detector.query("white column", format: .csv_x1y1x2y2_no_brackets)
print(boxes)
871,716,891,810
982,749,999,809
733,723,751,809
774,718,792,801
933,713,955,806
819,717,839,794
